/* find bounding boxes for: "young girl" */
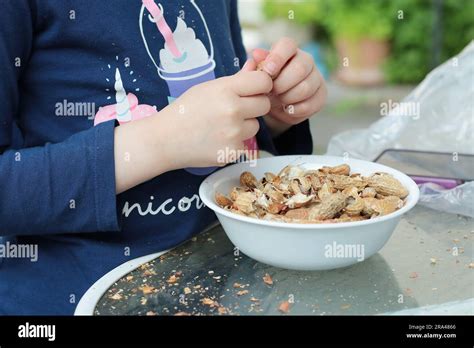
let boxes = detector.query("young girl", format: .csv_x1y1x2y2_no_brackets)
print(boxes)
0,0,326,314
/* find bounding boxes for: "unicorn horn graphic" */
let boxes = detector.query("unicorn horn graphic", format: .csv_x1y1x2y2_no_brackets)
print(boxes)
93,66,156,127
114,68,133,123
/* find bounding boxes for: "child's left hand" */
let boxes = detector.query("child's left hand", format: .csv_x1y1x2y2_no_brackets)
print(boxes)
244,38,327,134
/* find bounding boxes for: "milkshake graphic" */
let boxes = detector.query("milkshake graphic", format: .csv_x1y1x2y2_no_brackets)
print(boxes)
157,17,216,104
140,0,257,175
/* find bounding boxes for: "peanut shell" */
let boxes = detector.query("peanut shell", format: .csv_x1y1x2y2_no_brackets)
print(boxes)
368,173,408,198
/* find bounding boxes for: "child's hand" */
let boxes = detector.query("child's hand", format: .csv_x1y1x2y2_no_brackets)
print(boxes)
250,38,327,133
161,70,272,168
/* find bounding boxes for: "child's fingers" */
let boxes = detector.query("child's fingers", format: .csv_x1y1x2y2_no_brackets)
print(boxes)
273,50,314,95
232,71,273,96
259,37,298,76
268,107,308,126
240,95,271,119
277,69,322,105
241,59,257,72
284,83,327,118
252,48,270,64
241,118,260,140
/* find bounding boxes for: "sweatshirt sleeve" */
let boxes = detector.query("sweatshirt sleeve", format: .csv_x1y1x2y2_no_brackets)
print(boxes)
0,0,120,236
228,0,313,156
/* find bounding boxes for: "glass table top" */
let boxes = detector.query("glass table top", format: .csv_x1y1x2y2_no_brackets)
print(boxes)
94,205,473,315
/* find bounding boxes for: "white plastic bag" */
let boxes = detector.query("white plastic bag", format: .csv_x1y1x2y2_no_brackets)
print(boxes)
326,42,474,217
418,182,474,217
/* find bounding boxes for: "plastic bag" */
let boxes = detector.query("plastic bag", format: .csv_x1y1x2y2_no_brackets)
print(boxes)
326,42,474,217
418,182,474,217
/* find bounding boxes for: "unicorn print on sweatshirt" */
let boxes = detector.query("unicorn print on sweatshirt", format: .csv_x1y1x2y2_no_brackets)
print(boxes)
94,0,258,175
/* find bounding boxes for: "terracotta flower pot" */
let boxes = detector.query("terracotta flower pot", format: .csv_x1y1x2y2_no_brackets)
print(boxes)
335,38,390,86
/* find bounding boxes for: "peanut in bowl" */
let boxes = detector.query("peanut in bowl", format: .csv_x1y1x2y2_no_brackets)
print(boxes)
199,155,420,270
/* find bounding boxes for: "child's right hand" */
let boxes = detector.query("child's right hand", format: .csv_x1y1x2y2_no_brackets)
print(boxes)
161,70,273,169
114,70,272,193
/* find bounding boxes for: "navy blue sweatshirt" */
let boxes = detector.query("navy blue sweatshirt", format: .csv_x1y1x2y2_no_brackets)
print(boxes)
0,0,312,315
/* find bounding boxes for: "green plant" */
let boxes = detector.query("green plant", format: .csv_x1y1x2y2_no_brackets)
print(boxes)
262,0,324,26
262,0,474,83
441,0,474,61
383,0,433,83
321,0,394,41
263,0,393,40
384,0,474,83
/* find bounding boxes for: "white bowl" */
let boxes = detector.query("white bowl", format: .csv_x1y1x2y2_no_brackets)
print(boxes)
199,155,420,271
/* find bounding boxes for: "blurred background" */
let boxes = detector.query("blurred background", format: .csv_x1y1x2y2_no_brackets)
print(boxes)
237,0,474,154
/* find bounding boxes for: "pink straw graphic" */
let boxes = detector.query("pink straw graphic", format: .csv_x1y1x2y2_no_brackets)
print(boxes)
142,0,182,59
